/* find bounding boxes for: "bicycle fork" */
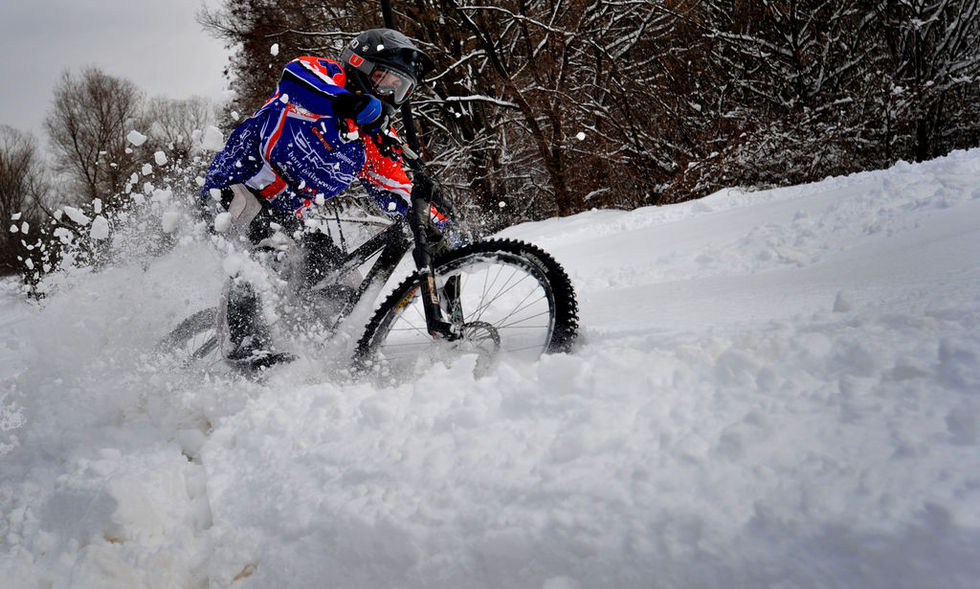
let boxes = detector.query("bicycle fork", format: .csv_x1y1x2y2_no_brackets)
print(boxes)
409,195,461,341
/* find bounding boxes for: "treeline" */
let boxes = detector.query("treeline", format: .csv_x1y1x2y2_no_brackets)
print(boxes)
3,2,978,287
203,0,980,228
0,67,220,287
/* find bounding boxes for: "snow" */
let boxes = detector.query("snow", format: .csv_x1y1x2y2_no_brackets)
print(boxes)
201,125,225,151
213,212,232,233
2,150,980,587
127,130,148,146
61,206,91,226
161,212,182,234
89,215,110,240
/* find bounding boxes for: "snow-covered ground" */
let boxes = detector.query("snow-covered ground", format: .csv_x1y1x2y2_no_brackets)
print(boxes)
2,150,979,588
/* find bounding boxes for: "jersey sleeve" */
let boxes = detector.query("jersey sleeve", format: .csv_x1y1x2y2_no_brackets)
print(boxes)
277,57,350,114
357,139,452,228
358,137,413,216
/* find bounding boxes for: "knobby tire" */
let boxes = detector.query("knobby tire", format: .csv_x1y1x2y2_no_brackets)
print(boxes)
353,239,578,374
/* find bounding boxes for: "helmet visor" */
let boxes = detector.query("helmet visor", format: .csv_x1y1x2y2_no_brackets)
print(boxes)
370,66,416,105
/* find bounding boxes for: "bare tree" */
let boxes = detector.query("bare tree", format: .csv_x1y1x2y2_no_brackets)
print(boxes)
199,0,363,119
137,96,221,194
0,126,47,275
669,1,883,191
27,79,222,285
142,96,218,158
45,67,143,208
876,0,980,161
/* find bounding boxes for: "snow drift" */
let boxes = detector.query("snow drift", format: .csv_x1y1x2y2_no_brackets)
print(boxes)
2,150,979,588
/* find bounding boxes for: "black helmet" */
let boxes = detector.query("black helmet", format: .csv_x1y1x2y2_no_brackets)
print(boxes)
340,28,435,106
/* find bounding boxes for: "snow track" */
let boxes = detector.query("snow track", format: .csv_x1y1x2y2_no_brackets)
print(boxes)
2,151,980,588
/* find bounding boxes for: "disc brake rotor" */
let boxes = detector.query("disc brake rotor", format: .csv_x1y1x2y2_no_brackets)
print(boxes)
458,320,501,355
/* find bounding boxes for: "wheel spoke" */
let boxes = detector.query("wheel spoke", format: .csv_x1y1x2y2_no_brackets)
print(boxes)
496,308,551,330
163,308,227,371
486,292,548,330
471,263,516,323
468,270,535,323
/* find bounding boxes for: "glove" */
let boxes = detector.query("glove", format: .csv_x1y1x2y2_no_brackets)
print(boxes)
369,125,403,160
332,92,383,126
332,92,402,159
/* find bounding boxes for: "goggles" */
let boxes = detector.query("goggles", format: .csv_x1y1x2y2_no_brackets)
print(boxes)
368,66,416,105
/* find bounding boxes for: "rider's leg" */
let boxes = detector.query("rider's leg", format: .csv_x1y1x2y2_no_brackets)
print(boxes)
211,184,298,368
300,230,345,290
225,281,270,359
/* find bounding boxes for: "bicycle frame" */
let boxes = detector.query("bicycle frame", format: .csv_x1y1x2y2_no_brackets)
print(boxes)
307,215,411,328
308,171,459,341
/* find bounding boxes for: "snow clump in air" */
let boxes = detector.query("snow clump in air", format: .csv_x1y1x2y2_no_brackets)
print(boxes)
161,212,182,234
127,130,148,146
62,206,91,226
201,126,226,151
89,215,110,240
213,212,233,233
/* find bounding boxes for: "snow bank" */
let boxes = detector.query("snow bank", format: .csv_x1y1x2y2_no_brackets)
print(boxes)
2,150,980,588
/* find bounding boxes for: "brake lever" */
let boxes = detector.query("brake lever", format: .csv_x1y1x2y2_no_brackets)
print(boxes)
390,133,426,176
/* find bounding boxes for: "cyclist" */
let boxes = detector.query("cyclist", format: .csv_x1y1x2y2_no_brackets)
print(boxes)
200,28,446,370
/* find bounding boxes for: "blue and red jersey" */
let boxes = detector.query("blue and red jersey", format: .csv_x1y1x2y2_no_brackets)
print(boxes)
202,57,443,224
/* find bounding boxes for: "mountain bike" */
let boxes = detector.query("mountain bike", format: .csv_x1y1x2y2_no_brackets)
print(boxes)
161,143,579,377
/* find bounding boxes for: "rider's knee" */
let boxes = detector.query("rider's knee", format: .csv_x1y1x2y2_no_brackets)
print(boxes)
204,184,300,246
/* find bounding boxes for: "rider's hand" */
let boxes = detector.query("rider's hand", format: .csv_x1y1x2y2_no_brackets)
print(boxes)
332,92,383,126
332,92,402,159
369,126,403,160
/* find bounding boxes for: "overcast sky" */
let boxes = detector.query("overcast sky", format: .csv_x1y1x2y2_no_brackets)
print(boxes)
0,0,231,136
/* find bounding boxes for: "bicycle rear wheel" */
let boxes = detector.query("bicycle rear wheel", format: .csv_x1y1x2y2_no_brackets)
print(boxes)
159,307,224,368
354,239,578,376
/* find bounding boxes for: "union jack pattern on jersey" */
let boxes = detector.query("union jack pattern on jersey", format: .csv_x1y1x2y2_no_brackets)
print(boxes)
202,56,426,221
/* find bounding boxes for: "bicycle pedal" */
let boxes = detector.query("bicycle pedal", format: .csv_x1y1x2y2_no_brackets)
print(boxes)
227,350,297,372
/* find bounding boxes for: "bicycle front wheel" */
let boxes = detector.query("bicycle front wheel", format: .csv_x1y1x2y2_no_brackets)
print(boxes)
354,239,578,376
